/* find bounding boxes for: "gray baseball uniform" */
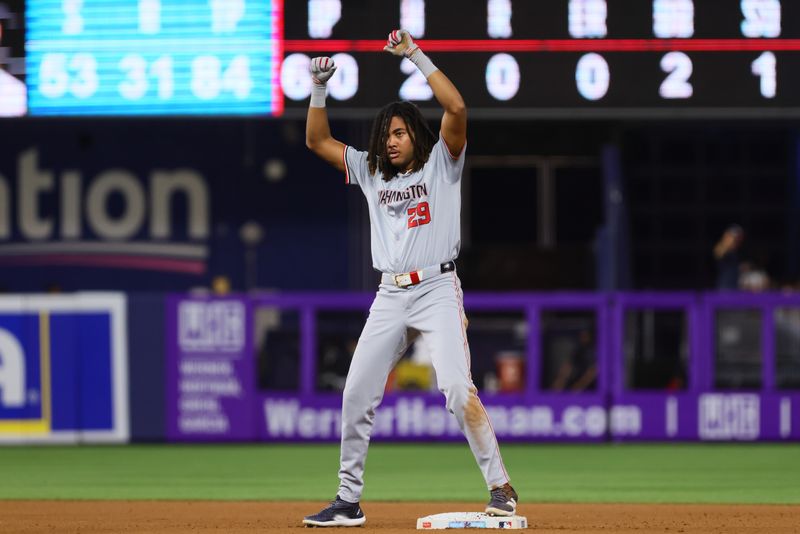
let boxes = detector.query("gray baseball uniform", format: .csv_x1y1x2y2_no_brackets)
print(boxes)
337,135,511,503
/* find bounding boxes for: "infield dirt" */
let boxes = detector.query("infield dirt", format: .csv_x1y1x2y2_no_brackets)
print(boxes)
1,501,799,533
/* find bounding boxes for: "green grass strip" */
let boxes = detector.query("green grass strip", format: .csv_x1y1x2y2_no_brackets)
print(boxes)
0,443,798,503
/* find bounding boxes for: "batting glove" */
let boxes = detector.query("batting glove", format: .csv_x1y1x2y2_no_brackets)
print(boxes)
383,29,419,58
309,56,336,107
310,56,337,85
383,29,438,79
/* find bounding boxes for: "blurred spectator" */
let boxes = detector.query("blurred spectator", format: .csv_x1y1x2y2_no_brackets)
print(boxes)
550,329,597,392
775,304,800,389
715,309,762,389
318,337,356,392
713,224,744,290
387,331,436,392
780,280,800,294
211,275,232,296
189,275,233,296
256,308,299,391
739,261,770,292
495,351,525,392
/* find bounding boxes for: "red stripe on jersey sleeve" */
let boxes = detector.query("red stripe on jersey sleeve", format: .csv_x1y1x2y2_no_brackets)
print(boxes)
343,145,350,184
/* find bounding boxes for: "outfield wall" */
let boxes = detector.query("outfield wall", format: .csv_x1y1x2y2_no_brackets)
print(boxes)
166,292,800,443
1,292,797,443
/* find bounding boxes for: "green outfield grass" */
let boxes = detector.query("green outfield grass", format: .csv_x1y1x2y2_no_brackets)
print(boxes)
0,443,798,503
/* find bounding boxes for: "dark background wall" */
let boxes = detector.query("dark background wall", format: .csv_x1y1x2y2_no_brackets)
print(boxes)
0,118,797,292
0,118,355,292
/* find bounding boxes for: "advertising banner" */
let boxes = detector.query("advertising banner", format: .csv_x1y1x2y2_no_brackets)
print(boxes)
166,295,256,441
0,293,129,443
163,292,800,443
697,393,800,441
256,393,799,443
259,393,612,442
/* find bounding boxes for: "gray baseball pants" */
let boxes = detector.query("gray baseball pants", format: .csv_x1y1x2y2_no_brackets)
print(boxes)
337,271,510,503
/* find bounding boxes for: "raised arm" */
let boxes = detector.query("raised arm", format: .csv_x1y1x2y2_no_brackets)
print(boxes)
384,30,466,156
306,57,346,172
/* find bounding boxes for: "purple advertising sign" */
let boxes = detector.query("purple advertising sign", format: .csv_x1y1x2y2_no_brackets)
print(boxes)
255,392,800,442
696,393,800,441
163,291,800,443
611,394,698,440
257,393,611,442
166,295,256,441
611,393,800,441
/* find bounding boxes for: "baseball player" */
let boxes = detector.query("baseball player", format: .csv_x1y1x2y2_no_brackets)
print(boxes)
302,29,517,528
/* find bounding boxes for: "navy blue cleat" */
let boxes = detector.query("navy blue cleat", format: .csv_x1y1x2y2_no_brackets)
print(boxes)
303,496,366,527
485,483,518,517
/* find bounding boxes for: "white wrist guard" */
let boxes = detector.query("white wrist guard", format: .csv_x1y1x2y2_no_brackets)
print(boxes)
310,83,327,108
408,48,438,79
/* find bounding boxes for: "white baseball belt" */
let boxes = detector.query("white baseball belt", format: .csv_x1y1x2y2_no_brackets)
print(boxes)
381,261,456,288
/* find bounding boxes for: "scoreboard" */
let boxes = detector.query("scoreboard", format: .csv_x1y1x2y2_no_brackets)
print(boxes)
280,0,800,118
2,0,800,118
24,0,283,115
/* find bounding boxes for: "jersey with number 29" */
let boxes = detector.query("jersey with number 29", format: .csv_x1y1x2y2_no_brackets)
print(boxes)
344,135,466,275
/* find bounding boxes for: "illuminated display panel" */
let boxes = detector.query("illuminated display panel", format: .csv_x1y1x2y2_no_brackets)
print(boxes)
26,0,283,116
0,0,27,116
281,0,800,118
13,1,800,118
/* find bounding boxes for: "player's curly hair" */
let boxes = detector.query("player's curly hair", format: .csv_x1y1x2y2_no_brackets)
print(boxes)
367,101,437,181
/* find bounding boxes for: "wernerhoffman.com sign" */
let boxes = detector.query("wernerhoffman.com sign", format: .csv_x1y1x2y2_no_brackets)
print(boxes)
261,397,643,440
